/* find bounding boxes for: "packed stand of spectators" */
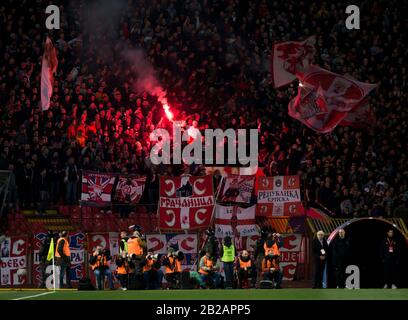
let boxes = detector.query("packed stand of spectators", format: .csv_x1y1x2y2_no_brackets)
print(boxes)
0,0,407,219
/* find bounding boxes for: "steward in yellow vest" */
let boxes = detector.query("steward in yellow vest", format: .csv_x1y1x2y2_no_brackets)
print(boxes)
219,236,235,288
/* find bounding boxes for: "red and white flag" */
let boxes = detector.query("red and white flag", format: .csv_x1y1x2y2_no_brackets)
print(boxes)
159,175,214,231
41,37,58,111
257,176,303,217
271,36,316,88
339,98,375,128
288,65,378,133
215,205,258,238
81,172,116,204
114,176,146,204
219,175,255,204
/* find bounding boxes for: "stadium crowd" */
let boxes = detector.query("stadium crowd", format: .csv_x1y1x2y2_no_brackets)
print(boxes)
1,0,408,219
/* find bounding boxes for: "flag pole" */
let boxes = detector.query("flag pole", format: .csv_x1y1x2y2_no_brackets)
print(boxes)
52,253,56,291
195,175,224,268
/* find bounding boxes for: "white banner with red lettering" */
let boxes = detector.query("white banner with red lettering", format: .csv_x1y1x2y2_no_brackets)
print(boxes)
257,176,303,216
0,236,28,286
159,175,214,231
215,205,259,238
219,175,255,204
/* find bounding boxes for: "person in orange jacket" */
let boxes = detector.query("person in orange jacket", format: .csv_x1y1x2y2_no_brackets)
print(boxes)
236,250,256,288
89,246,114,290
115,251,135,290
162,247,184,289
55,230,72,288
261,253,283,289
142,250,163,289
199,250,221,289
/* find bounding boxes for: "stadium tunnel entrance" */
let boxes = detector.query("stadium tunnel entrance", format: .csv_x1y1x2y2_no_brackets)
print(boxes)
327,218,408,288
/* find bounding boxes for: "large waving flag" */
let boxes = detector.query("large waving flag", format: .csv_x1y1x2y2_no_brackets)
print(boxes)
41,37,58,111
339,97,375,128
288,65,378,133
272,36,316,88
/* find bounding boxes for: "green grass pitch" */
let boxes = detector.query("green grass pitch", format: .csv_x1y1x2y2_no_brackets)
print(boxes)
1,289,408,300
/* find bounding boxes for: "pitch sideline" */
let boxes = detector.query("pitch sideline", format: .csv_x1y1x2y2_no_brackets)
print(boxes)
12,291,56,300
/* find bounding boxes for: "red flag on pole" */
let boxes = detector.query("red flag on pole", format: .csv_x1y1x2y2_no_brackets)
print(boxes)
41,37,58,111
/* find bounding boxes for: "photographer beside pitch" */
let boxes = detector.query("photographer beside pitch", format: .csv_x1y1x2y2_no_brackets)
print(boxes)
199,249,221,288
236,250,256,288
142,249,163,289
162,247,184,289
115,250,135,290
89,245,114,290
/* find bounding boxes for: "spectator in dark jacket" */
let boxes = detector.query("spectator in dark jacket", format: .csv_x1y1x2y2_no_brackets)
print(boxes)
330,229,351,288
380,229,400,289
312,230,329,289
